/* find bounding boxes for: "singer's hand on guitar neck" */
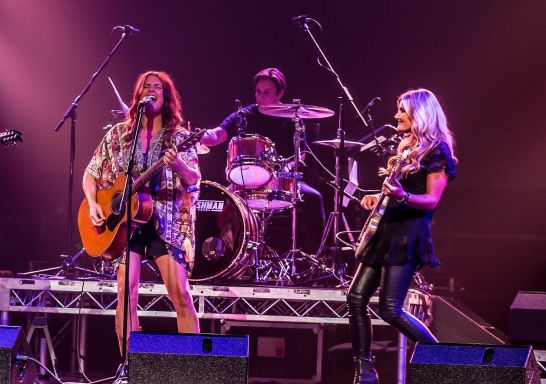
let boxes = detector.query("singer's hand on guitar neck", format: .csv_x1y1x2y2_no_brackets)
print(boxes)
163,148,200,185
382,178,405,201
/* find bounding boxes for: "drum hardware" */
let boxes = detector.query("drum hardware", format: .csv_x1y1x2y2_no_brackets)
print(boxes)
245,210,294,286
311,96,356,287
190,181,259,283
260,101,336,283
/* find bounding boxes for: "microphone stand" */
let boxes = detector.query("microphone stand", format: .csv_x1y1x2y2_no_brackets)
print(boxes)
294,17,376,283
116,101,147,378
53,28,134,258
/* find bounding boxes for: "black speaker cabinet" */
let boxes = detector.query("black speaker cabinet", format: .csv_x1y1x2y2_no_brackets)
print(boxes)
509,291,546,343
0,326,37,384
128,332,248,384
409,343,541,384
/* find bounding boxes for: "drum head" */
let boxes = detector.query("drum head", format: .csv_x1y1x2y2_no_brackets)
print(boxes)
228,165,271,188
190,181,254,282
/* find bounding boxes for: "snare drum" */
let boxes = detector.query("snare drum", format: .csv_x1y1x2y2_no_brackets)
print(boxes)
232,174,296,211
226,134,277,188
190,181,258,283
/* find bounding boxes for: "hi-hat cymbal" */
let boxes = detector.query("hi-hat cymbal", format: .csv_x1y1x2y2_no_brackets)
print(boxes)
196,144,210,155
258,103,335,119
312,139,365,149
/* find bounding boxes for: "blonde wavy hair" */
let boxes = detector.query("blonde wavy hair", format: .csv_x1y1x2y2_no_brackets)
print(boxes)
383,88,456,177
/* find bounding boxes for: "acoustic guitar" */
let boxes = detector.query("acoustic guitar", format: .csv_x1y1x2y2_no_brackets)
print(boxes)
354,147,411,258
78,129,205,259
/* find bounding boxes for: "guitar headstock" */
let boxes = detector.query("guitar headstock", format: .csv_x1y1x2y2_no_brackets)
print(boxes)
0,129,23,147
177,129,207,152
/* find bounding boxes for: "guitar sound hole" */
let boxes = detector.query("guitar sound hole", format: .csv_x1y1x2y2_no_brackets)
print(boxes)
106,213,122,232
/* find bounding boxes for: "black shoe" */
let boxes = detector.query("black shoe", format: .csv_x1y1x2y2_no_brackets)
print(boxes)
353,357,379,384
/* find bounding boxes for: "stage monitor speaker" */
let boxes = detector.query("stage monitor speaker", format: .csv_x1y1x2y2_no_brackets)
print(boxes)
509,291,546,343
0,325,37,384
409,343,541,384
128,332,248,384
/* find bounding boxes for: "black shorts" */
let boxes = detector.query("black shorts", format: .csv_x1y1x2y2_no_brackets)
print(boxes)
130,219,168,258
119,219,191,272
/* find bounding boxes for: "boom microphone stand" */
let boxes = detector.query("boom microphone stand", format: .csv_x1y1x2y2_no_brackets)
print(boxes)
292,16,382,282
53,25,137,259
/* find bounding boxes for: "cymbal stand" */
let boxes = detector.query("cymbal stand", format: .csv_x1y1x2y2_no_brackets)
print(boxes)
314,96,352,286
281,107,307,283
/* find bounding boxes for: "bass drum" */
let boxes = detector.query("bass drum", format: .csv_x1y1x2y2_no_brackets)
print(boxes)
190,180,258,283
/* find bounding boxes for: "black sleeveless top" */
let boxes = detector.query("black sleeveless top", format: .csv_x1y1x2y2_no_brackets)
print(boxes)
359,141,456,269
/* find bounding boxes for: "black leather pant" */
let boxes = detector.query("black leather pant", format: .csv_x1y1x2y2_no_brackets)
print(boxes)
347,262,438,358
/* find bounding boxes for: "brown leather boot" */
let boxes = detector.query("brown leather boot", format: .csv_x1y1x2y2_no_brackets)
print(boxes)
353,357,379,384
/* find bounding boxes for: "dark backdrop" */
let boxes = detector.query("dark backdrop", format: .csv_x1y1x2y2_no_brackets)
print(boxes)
1,0,545,334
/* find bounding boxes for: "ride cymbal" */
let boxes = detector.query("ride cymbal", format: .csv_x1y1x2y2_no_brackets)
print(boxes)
258,103,335,119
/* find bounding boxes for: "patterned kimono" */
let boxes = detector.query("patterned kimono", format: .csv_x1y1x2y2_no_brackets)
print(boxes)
85,122,200,273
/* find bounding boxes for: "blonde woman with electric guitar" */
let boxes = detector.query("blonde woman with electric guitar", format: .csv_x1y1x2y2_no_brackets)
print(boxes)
348,89,457,384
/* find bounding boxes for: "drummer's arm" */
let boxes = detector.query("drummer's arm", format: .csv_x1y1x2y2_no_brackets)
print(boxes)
202,127,228,146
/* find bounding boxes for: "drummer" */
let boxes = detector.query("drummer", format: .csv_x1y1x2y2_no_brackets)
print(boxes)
203,67,325,255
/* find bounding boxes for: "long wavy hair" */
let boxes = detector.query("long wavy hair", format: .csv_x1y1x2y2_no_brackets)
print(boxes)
383,88,457,177
122,70,185,148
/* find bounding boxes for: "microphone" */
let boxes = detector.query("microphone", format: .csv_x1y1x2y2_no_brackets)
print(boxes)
114,25,140,34
235,99,246,136
362,96,381,113
291,15,309,24
139,95,156,105
354,96,382,121
235,99,243,114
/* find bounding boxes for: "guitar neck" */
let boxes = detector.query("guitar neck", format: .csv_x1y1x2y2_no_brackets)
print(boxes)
131,129,205,193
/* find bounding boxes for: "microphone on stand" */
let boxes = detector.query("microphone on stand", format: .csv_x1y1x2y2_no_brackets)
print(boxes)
235,99,243,114
354,97,381,120
114,25,140,34
139,95,156,105
291,15,309,24
235,99,246,136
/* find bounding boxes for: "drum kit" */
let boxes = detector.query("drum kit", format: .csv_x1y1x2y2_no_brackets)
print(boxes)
190,103,349,286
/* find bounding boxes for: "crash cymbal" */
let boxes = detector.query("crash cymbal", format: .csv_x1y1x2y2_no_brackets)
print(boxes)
258,103,335,119
196,144,210,155
312,139,365,149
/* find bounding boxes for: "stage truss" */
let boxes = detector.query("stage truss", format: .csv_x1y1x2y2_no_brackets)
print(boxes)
0,277,428,325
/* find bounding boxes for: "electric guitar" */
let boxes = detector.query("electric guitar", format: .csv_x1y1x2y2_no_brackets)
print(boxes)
78,129,206,259
354,148,411,258
0,129,23,147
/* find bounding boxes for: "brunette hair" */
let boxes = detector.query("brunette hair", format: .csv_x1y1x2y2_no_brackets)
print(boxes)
123,70,185,147
253,67,286,95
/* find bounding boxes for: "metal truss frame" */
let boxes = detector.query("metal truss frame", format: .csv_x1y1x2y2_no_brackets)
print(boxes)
0,277,421,324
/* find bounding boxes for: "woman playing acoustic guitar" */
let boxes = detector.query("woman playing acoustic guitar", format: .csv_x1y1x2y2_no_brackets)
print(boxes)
348,88,457,383
82,71,200,356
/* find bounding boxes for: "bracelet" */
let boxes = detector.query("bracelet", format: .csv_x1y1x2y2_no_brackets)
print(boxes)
398,192,410,204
